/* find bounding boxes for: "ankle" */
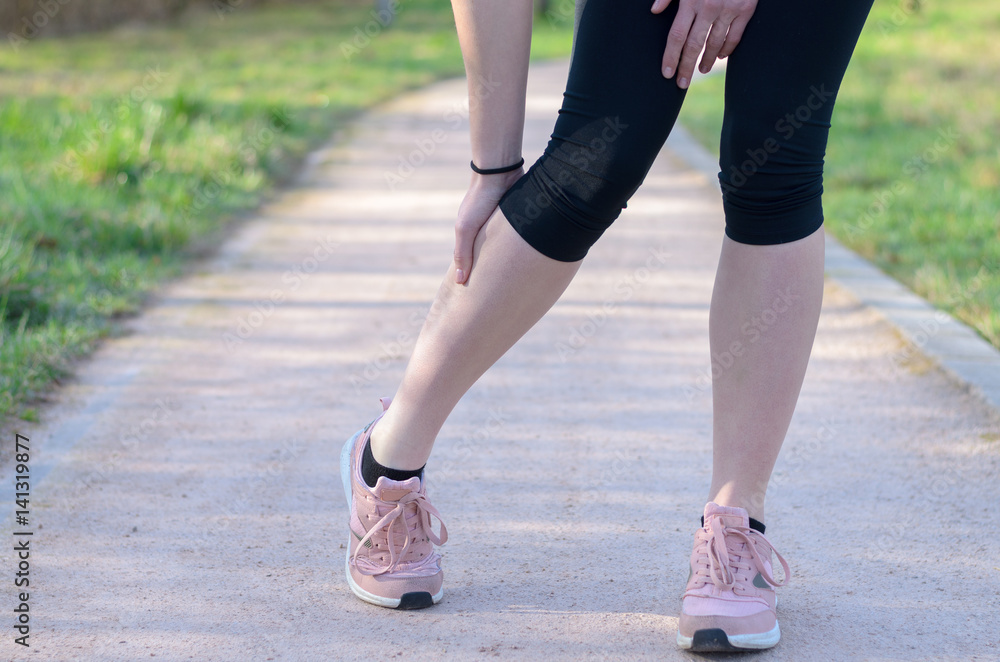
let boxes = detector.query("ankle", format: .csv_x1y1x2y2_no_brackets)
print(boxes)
368,420,427,473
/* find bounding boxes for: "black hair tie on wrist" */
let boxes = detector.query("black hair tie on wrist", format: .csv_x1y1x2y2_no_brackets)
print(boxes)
470,158,524,175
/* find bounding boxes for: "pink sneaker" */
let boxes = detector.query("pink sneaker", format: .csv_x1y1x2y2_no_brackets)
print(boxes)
340,398,447,609
677,502,791,651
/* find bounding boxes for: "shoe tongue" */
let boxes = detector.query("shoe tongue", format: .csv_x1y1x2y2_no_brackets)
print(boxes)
703,501,750,529
372,476,421,502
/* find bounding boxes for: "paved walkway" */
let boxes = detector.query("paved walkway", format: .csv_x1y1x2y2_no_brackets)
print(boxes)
5,61,1000,661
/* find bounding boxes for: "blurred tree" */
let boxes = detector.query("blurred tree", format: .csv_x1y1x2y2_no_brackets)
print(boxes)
1,0,330,38
375,0,395,27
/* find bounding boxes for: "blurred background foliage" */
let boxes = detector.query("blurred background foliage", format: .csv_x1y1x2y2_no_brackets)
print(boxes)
3,0,305,37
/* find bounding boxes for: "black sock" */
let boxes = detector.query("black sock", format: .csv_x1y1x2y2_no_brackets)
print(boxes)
361,437,424,488
701,515,766,534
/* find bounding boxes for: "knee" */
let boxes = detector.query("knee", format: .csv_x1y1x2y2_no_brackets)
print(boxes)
500,116,656,261
718,116,828,245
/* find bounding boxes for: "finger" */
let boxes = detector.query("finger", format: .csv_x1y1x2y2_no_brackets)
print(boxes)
650,0,672,14
662,2,696,79
699,19,730,72
718,12,750,59
675,14,714,88
453,221,478,284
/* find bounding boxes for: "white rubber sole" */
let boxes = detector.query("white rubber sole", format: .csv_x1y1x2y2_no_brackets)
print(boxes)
340,428,443,608
676,621,781,651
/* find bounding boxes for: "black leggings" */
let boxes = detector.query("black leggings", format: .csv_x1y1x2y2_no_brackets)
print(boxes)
498,0,874,262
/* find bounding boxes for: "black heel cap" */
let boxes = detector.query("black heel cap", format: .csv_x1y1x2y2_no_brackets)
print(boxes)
396,592,434,610
690,628,738,652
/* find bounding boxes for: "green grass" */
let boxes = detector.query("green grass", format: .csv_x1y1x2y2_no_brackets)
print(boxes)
678,0,1000,348
0,0,575,423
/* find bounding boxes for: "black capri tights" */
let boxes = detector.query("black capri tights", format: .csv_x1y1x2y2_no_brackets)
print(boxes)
498,0,874,262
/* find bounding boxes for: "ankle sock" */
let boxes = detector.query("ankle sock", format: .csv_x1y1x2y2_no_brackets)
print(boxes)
701,515,766,534
361,437,424,488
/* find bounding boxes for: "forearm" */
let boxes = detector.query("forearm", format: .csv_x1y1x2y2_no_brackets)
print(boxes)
451,0,533,170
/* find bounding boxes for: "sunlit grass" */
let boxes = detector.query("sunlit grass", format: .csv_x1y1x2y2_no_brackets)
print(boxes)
0,0,574,422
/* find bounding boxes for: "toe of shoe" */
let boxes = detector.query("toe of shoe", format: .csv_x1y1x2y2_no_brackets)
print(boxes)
349,566,444,605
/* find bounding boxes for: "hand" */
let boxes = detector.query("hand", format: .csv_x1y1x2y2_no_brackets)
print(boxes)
453,169,523,284
651,0,757,89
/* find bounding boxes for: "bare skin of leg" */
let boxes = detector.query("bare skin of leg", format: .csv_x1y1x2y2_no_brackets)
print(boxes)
707,227,825,523
369,210,582,470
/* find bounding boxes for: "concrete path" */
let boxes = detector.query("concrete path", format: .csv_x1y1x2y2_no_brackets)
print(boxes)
5,61,1000,661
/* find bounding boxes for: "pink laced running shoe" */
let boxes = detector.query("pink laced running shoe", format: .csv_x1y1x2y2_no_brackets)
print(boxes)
340,398,448,609
677,502,791,651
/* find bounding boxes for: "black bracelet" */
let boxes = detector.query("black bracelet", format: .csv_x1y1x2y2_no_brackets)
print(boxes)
470,158,524,175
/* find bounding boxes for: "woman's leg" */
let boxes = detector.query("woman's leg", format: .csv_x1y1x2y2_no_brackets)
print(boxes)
707,0,875,523
348,0,683,613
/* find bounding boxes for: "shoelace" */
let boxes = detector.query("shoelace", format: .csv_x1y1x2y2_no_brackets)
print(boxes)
354,491,448,576
693,517,790,591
